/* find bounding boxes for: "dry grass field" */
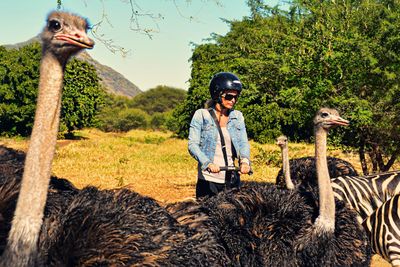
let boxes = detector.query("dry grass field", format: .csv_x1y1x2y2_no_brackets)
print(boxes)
0,128,395,267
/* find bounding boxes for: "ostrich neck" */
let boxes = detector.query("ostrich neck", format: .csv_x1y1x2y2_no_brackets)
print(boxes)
3,51,66,265
282,146,294,190
314,126,335,233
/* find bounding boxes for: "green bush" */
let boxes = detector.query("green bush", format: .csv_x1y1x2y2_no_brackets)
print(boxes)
150,112,167,130
99,108,149,132
116,109,149,131
129,85,186,114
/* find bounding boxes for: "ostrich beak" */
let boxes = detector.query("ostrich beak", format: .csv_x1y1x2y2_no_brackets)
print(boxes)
331,116,350,127
54,32,94,49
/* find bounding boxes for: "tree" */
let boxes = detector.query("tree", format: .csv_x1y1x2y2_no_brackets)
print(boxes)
173,5,299,140
0,43,41,136
115,108,150,132
174,0,400,174
291,0,400,174
0,43,105,137
62,58,105,135
129,85,186,114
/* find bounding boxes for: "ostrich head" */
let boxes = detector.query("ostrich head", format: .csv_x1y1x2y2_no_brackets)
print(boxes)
313,108,349,131
41,11,94,61
276,135,288,148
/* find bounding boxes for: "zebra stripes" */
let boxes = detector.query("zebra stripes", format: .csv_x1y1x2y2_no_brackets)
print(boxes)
331,170,400,223
330,170,400,266
363,194,400,266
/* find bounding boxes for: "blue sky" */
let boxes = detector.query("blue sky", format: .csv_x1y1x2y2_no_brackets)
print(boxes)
0,1,281,91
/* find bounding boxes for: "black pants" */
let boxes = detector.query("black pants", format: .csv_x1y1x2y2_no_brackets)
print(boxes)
196,176,240,199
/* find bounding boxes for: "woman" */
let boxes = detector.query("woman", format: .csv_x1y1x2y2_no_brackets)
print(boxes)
188,72,251,198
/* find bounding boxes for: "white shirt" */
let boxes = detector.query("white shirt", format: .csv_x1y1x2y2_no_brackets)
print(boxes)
199,127,234,184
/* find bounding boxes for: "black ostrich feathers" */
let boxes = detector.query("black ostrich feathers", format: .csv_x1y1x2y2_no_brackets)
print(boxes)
0,146,229,266
38,186,229,266
167,183,371,267
0,145,370,266
276,156,358,189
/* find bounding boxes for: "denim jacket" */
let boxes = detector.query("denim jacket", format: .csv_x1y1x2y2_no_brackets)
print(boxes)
188,107,250,171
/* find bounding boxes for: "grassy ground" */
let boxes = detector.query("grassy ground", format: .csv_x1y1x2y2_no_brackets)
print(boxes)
0,128,395,266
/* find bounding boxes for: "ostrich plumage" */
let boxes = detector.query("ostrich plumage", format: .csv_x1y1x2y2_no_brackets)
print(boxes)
168,184,370,266
0,147,229,266
167,108,371,266
0,146,79,258
38,187,228,266
275,131,358,190
275,153,358,190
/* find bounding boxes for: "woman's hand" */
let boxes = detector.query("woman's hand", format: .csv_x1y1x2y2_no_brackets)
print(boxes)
207,163,220,173
240,163,251,174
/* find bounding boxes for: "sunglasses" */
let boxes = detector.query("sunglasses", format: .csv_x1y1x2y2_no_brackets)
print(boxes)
222,94,238,101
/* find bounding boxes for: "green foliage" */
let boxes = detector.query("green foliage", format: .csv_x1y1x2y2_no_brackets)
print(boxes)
98,108,149,132
129,85,187,114
0,43,41,136
252,145,281,167
0,42,105,137
97,86,186,132
143,135,166,145
61,59,105,135
150,112,167,130
115,109,149,131
173,0,400,172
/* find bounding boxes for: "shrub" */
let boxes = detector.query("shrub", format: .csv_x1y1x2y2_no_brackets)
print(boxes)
150,112,167,130
115,108,149,131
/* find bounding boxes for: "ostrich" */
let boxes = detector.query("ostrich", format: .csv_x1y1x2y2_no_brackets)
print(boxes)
276,135,295,190
0,11,94,266
0,11,230,266
275,136,358,189
168,108,371,266
275,123,400,265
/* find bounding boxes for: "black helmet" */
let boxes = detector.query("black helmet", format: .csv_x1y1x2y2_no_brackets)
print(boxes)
209,72,242,101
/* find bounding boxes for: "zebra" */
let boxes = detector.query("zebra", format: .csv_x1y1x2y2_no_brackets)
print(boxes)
363,194,400,266
330,170,400,266
331,170,400,223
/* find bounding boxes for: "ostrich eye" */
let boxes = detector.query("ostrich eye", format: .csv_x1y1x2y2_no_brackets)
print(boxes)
48,20,62,32
321,112,329,118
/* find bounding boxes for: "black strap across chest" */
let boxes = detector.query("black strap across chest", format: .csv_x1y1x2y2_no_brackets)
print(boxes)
208,108,232,185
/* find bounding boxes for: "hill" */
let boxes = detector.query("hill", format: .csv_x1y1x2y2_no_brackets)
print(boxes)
2,36,142,98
